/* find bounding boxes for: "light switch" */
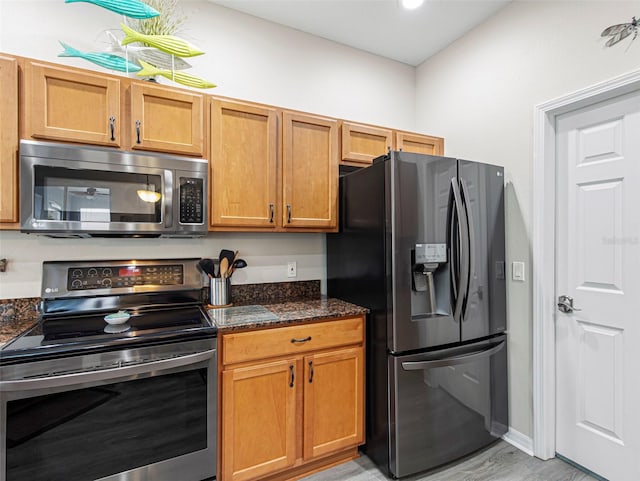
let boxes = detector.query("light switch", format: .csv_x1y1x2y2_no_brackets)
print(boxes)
512,261,525,281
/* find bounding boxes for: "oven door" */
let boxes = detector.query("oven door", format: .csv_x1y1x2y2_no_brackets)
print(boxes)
20,155,172,237
0,340,217,481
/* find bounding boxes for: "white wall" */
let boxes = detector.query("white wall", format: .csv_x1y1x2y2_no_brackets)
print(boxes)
0,0,416,299
415,0,639,440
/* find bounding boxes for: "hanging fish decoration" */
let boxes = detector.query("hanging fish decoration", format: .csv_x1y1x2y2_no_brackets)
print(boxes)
103,30,192,71
121,23,204,57
136,60,216,89
58,41,142,73
65,0,159,19
601,16,638,47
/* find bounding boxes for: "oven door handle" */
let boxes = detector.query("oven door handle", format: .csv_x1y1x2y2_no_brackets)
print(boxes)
0,349,216,392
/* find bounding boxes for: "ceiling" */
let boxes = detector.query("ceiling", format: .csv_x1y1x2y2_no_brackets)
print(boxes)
209,0,512,66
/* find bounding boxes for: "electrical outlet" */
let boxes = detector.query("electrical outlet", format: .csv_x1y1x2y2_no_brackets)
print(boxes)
287,261,297,278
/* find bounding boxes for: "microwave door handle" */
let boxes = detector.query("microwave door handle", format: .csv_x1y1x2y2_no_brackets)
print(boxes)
164,170,173,229
0,349,216,393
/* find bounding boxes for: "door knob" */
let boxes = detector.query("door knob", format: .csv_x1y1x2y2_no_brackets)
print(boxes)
557,295,581,313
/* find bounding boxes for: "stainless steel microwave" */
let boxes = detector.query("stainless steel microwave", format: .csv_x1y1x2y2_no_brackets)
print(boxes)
20,140,208,238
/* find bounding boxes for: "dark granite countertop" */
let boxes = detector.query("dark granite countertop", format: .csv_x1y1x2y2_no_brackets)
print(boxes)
0,298,39,346
207,297,368,333
0,297,368,346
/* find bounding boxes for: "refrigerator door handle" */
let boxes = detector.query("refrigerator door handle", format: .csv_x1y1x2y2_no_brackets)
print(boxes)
459,179,475,321
448,183,459,302
451,178,469,323
400,340,505,371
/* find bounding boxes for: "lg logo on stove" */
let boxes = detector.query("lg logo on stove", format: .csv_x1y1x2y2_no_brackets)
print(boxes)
45,287,59,294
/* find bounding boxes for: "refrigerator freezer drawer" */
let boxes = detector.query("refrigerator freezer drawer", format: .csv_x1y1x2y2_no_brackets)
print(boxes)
388,335,508,478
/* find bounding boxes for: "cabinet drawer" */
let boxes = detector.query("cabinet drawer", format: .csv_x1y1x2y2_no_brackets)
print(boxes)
223,317,364,365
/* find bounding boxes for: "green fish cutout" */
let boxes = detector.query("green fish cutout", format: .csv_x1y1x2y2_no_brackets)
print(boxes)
121,23,205,58
65,0,159,19
58,41,142,73
136,60,216,89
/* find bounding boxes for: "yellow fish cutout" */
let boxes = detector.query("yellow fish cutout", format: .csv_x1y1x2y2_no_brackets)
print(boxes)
136,60,216,89
121,23,204,58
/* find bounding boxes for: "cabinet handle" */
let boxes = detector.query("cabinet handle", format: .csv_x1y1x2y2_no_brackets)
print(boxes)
109,116,116,141
287,204,292,223
289,365,295,388
291,336,312,344
308,361,314,383
136,120,141,144
269,203,274,223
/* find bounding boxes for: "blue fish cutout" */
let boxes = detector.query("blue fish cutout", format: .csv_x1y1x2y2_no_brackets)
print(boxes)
65,0,159,19
58,41,142,73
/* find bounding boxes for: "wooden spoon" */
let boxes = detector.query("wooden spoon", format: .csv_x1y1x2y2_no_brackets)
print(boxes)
219,257,229,279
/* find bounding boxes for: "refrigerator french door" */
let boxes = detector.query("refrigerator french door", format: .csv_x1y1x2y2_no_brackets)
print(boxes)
327,151,507,478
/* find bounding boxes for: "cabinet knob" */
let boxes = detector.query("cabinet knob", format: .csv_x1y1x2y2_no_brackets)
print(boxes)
135,120,141,144
308,360,314,383
289,365,295,388
269,203,274,223
286,204,292,223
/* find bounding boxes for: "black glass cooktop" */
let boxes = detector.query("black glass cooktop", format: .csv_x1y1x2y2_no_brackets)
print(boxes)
1,305,216,364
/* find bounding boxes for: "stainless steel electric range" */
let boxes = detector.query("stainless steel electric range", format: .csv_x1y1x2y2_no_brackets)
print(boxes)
0,258,217,481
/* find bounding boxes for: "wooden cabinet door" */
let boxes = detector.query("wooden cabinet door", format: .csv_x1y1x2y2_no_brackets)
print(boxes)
396,131,444,156
303,346,364,460
129,82,204,156
222,358,298,481
25,62,121,147
0,56,19,224
282,112,338,229
341,121,392,166
210,99,279,228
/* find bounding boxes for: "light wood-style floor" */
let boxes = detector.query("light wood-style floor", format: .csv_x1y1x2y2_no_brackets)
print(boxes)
300,441,598,481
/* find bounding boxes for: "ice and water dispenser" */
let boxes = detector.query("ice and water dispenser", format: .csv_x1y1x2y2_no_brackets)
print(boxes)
411,243,448,318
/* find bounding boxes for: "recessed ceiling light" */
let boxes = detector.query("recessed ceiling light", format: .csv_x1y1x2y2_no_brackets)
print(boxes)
400,0,424,10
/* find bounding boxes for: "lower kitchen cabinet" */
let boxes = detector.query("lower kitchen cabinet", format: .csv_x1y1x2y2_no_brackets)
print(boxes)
220,316,365,481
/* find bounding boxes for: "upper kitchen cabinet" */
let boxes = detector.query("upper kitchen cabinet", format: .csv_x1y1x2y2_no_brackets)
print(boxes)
395,131,444,156
129,82,205,156
282,112,339,230
341,121,393,166
210,99,279,229
0,55,19,224
23,61,122,147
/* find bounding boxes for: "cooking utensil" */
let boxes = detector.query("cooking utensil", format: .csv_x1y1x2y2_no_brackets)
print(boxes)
218,249,235,269
226,258,247,278
219,257,229,279
197,258,216,278
233,258,247,269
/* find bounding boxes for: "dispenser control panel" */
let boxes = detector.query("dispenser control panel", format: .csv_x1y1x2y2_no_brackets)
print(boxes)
415,244,446,264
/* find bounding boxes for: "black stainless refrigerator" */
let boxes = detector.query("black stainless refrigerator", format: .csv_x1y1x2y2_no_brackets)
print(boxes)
327,151,508,478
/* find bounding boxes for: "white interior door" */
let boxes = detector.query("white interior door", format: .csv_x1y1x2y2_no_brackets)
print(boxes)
555,90,640,481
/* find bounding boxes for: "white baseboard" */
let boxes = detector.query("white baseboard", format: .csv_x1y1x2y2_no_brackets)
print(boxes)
502,428,534,456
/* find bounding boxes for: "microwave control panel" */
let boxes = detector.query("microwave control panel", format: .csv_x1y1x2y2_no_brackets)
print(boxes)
66,264,184,291
179,177,204,224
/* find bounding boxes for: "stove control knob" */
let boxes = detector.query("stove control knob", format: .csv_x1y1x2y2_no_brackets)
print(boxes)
102,278,112,287
102,268,112,277
71,279,83,289
72,269,83,278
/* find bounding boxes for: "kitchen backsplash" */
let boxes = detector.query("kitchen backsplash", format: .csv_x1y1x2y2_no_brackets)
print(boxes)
231,280,320,305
